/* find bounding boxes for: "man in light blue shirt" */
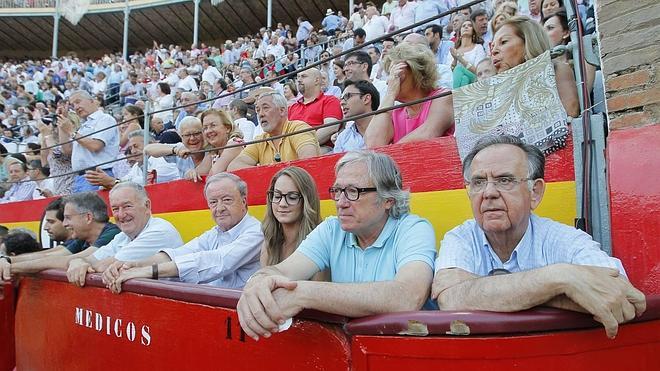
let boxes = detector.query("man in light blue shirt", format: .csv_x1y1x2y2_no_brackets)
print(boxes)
433,135,646,339
104,173,264,292
334,80,379,154
237,151,436,340
321,9,341,36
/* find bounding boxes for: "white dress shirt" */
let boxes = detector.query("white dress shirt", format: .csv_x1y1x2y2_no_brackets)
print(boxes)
93,217,184,261
161,213,264,289
121,156,180,185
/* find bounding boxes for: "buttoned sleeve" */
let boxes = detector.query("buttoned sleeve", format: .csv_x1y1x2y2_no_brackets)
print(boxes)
394,216,436,270
297,217,335,272
171,222,264,284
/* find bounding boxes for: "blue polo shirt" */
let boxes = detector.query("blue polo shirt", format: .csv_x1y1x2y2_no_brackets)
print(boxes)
298,214,436,283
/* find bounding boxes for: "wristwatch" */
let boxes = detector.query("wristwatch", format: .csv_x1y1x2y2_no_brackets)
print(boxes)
0,256,11,264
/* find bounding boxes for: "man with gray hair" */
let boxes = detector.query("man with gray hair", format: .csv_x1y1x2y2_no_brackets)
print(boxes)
228,92,320,170
103,173,263,292
174,91,199,130
66,182,183,286
237,150,436,340
432,135,646,339
1,192,120,280
58,90,119,193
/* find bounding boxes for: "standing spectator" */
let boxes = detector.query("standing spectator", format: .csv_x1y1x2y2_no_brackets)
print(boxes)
296,17,314,48
322,9,341,36
363,4,389,41
382,0,397,16
471,9,492,51
349,6,366,30
414,0,450,33
59,90,119,193
120,72,144,106
425,24,454,66
389,0,418,32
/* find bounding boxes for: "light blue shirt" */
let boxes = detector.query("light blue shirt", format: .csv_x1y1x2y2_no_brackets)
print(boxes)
93,217,184,261
161,213,263,289
435,214,626,275
322,15,341,32
437,40,454,66
72,110,119,171
414,0,450,32
333,122,366,154
298,214,436,283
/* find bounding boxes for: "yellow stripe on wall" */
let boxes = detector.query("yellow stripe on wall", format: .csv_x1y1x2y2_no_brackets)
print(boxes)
5,182,576,248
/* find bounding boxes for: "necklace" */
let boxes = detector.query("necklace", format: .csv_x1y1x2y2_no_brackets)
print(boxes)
405,104,422,118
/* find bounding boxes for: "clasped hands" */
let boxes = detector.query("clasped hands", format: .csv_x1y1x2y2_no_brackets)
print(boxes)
101,260,146,294
236,274,304,341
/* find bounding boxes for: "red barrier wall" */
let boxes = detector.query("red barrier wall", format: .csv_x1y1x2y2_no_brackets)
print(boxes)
0,283,15,371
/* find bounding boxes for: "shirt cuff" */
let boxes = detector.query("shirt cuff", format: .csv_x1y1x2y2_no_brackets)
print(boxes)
173,254,200,284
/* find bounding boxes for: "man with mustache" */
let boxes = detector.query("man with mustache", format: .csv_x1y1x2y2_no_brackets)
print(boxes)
432,135,647,339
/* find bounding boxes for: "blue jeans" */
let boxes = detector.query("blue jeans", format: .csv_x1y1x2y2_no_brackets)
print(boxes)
73,169,114,193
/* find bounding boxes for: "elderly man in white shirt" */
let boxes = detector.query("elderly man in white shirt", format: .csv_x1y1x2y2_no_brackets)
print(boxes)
389,0,418,31
104,172,264,292
66,182,184,287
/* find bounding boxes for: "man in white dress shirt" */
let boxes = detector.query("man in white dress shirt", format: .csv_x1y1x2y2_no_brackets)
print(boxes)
104,172,264,292
66,182,184,286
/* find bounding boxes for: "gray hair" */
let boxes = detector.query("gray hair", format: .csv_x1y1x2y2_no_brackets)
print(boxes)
257,91,288,109
127,129,154,144
335,151,410,218
69,90,94,100
64,192,110,223
204,172,248,199
109,182,150,204
178,116,202,131
462,135,545,181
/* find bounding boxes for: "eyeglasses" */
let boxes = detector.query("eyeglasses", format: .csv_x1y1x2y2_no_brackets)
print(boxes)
267,191,302,205
329,186,377,201
340,92,364,101
466,177,532,194
344,60,365,67
181,131,203,139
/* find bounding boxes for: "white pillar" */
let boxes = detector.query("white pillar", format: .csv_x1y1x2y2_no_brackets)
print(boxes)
122,1,130,62
52,0,60,59
193,0,200,47
267,0,273,29
349,0,354,17
142,101,151,185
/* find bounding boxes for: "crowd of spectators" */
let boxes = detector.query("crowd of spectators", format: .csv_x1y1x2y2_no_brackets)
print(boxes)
0,0,596,202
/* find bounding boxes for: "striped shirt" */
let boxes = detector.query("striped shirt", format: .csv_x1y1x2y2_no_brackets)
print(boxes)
0,176,37,204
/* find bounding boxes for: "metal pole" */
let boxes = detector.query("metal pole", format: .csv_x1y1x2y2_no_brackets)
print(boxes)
267,0,272,29
142,101,151,185
52,0,60,59
193,0,200,47
349,0,354,17
122,0,130,62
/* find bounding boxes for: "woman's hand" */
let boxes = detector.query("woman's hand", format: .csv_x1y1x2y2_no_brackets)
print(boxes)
386,62,407,101
184,169,203,183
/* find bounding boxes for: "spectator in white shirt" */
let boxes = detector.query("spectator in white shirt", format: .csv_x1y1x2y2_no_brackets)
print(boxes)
389,0,419,31
176,68,199,92
363,4,389,41
228,99,256,142
104,172,264,292
266,36,286,60
201,58,223,85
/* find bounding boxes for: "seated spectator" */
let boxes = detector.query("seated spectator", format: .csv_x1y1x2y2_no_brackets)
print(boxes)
491,16,579,117
237,151,436,340
342,28,367,52
1,193,120,280
476,57,497,80
403,33,453,90
332,60,347,90
0,157,37,204
366,43,454,147
282,81,300,107
150,115,181,144
175,68,199,92
174,92,200,130
334,80,379,154
227,92,320,170
58,90,119,193
27,159,54,198
104,173,263,292
342,51,388,99
321,70,341,99
66,182,183,287
120,72,144,106
84,130,180,188
228,99,256,141
425,24,454,67
195,109,243,178
145,116,205,179
261,166,329,282
288,68,342,148
152,82,174,125
0,228,41,256
432,135,646,339
541,0,563,19
471,9,492,52
491,9,511,35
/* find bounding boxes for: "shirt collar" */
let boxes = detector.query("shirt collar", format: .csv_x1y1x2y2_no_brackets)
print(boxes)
88,109,103,120
214,212,250,239
480,216,533,271
349,215,397,250
297,91,323,105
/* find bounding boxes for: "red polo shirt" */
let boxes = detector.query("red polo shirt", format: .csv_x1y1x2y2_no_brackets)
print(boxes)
288,92,343,127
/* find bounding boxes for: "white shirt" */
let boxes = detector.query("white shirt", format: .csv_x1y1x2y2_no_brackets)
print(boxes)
93,217,184,261
72,110,120,171
234,117,256,142
266,44,285,59
202,66,222,85
176,75,198,92
121,157,180,185
161,213,264,289
363,15,389,41
390,1,418,31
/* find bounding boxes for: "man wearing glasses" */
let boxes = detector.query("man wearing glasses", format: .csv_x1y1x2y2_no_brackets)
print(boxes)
236,150,436,340
102,173,263,293
343,51,388,100
432,135,646,339
334,80,380,153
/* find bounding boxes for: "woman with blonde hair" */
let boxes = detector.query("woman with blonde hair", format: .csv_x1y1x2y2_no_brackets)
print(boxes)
491,16,579,117
366,42,454,147
261,166,328,281
199,109,244,178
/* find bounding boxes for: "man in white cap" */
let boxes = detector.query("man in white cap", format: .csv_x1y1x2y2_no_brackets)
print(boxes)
322,9,341,36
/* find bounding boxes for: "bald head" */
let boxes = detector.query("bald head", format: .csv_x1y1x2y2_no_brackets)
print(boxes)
403,33,430,47
296,68,323,97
